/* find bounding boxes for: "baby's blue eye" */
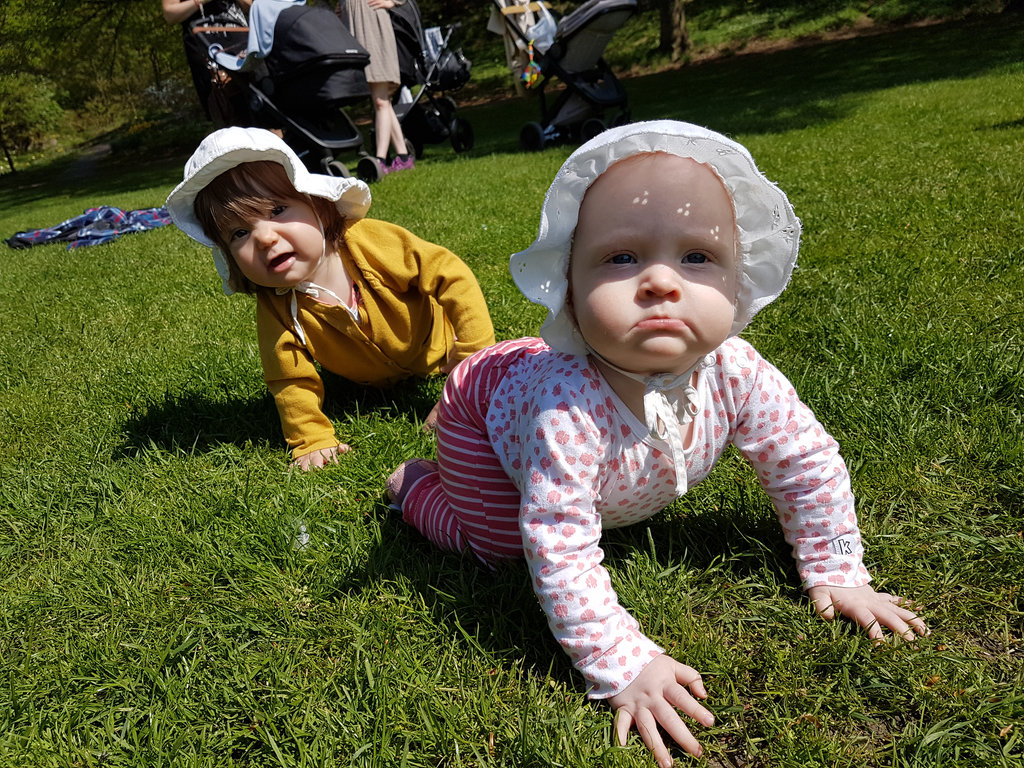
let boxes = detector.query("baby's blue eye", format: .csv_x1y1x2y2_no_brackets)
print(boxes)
229,227,249,242
609,252,636,264
270,204,287,217
683,252,709,264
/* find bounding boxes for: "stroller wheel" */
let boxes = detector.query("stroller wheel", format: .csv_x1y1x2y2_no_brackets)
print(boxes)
520,122,546,152
451,118,474,153
322,159,351,178
580,117,607,143
356,155,385,183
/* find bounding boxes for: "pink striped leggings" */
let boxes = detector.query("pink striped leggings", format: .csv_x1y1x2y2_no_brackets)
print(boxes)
401,339,544,565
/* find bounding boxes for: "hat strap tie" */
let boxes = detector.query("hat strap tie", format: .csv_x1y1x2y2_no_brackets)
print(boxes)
591,352,710,496
275,281,358,346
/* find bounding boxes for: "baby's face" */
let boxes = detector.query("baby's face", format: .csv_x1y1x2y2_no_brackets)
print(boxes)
569,153,739,377
219,196,326,290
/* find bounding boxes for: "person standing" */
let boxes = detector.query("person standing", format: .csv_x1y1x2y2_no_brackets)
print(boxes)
162,0,252,120
337,0,415,173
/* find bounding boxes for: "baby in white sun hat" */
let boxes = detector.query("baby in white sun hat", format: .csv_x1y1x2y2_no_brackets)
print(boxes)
166,127,494,470
385,120,928,765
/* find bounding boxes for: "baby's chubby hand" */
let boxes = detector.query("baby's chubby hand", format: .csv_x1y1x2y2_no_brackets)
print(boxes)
808,584,929,642
607,654,714,768
291,444,351,471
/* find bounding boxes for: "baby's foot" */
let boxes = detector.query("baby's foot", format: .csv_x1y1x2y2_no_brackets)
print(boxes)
385,458,438,509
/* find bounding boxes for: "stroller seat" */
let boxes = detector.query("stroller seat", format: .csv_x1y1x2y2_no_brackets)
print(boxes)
200,0,372,177
552,0,637,73
489,0,637,151
259,1,370,113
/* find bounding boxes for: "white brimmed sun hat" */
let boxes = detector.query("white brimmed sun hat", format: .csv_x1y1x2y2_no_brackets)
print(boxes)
509,119,801,357
165,126,372,295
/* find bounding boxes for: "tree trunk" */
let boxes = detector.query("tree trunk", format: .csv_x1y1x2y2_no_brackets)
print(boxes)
0,132,16,174
657,0,689,61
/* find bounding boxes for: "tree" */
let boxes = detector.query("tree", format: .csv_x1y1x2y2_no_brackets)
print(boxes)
0,73,65,170
656,0,689,61
0,0,185,110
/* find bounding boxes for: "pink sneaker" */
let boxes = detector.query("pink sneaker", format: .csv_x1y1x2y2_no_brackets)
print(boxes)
388,154,415,173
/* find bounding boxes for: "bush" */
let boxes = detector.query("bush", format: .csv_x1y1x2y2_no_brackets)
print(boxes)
0,73,65,152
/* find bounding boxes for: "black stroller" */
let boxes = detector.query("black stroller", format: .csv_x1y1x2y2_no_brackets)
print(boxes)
203,0,380,179
489,0,636,151
387,0,474,158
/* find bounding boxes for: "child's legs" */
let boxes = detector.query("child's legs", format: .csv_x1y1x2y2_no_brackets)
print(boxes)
434,419,523,563
403,343,530,565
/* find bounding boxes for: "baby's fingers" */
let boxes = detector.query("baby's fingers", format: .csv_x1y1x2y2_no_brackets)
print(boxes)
808,587,837,621
848,604,923,644
675,667,708,704
873,603,930,642
888,595,930,637
634,708,683,768
666,684,714,728
613,707,633,748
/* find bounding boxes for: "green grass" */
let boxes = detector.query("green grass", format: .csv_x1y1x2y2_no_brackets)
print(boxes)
2,12,1023,768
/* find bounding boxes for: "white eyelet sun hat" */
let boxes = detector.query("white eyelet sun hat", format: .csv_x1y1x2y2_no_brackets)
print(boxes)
165,126,372,295
509,119,801,357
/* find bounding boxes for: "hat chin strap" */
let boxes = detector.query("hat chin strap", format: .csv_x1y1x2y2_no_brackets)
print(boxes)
589,348,708,496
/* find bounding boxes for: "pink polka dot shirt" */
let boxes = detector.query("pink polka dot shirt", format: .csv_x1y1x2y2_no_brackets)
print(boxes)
483,336,871,698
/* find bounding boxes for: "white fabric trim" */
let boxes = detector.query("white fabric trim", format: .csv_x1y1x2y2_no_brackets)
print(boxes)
275,281,359,346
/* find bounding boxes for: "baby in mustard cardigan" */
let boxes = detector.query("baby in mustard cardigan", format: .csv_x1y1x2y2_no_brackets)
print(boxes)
166,127,495,470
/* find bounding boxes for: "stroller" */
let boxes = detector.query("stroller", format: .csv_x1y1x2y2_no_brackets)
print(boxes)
488,0,636,151
387,0,474,159
202,0,383,180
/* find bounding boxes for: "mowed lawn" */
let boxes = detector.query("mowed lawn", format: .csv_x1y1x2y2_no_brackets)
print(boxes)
0,13,1022,768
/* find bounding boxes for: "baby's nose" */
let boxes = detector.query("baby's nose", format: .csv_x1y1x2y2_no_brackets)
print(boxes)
640,264,682,297
251,220,278,245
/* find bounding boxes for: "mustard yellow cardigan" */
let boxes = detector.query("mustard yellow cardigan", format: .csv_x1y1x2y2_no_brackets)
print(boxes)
255,218,495,458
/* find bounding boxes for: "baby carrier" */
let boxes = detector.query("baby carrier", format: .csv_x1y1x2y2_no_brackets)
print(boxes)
201,0,374,178
488,0,636,150
387,0,474,158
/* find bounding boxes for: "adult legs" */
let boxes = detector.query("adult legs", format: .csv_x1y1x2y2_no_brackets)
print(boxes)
369,81,408,160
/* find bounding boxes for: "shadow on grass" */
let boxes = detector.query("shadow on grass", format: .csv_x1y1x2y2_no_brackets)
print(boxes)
118,389,281,457
0,145,192,215
332,471,797,693
117,372,441,458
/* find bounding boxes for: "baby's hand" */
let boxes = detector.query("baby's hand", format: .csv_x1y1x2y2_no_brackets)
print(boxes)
291,444,351,471
808,584,929,642
607,654,714,768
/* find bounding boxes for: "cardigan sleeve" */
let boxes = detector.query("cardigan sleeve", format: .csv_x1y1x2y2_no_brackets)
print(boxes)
256,296,339,458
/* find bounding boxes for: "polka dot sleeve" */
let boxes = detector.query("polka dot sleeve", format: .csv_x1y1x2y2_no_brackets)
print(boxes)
718,341,872,588
516,370,664,699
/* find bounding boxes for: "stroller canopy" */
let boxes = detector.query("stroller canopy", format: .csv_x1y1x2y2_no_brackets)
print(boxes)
553,0,637,72
252,0,371,109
